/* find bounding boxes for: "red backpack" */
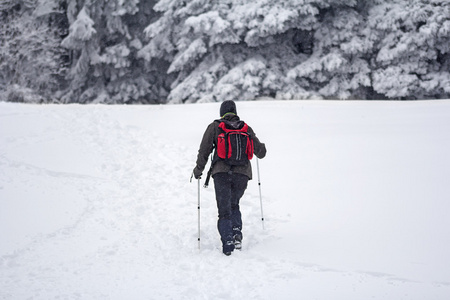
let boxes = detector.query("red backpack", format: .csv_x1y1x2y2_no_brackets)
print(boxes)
216,121,254,166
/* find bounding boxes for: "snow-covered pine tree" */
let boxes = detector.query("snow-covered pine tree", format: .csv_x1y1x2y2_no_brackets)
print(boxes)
61,0,166,104
288,1,376,99
368,0,450,99
139,0,347,103
0,0,68,103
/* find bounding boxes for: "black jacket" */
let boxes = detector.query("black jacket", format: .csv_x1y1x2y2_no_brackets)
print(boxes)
195,114,266,180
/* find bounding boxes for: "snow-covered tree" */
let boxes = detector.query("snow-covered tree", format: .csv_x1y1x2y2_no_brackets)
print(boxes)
288,2,376,99
282,0,449,100
0,0,68,102
61,0,168,104
139,0,348,103
368,0,450,99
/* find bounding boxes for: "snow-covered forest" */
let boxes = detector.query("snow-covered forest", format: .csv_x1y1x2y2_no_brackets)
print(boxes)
1,0,449,104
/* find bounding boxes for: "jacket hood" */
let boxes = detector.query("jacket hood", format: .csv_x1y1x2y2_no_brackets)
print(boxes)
217,114,245,130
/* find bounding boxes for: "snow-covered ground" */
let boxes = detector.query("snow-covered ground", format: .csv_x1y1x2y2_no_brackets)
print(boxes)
1,100,450,299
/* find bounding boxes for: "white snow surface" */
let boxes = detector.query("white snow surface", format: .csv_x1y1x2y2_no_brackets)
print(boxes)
1,100,450,299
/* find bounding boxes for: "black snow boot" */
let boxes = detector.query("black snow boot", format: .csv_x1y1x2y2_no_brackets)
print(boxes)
223,240,235,256
218,218,235,255
234,234,242,250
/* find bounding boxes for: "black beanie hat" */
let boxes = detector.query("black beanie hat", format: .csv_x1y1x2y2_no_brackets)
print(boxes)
220,100,237,117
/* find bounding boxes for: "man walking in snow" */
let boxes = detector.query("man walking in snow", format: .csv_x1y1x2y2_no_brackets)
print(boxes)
193,100,266,255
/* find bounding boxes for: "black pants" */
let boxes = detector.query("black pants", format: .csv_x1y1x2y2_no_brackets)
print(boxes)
213,172,248,249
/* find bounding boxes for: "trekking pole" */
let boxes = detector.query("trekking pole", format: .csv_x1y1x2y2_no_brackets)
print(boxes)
256,158,265,230
197,178,201,250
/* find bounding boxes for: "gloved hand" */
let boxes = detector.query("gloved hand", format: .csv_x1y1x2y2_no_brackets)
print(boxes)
193,166,202,179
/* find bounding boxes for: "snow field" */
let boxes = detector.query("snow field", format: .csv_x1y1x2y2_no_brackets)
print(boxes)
1,101,450,299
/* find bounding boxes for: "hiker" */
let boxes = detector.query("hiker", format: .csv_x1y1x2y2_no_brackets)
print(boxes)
193,100,267,255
